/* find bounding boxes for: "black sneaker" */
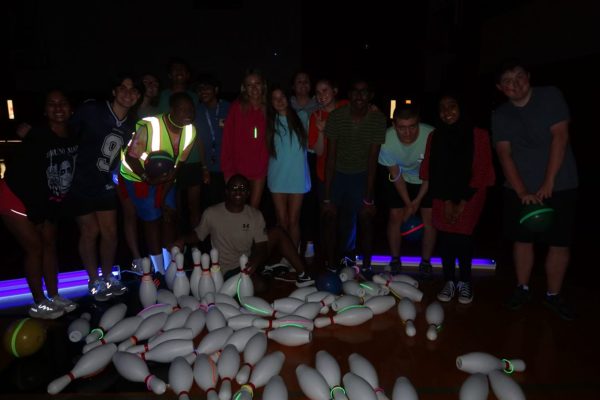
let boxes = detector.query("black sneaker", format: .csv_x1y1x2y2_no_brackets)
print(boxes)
437,280,456,302
543,294,576,320
389,257,402,275
457,281,473,304
358,266,374,281
263,263,289,277
418,261,433,280
296,272,315,287
505,286,532,310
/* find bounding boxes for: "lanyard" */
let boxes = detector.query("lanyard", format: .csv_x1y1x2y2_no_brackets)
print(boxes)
205,101,220,164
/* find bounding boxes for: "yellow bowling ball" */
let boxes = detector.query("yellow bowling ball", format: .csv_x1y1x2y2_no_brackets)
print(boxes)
3,318,47,358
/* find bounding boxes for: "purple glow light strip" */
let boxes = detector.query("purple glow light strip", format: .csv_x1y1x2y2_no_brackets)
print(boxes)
370,255,495,268
0,266,120,293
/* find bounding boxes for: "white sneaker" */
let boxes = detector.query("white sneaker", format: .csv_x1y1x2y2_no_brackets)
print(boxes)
88,278,112,302
105,277,127,296
28,298,64,319
131,258,143,275
51,295,78,313
437,281,456,302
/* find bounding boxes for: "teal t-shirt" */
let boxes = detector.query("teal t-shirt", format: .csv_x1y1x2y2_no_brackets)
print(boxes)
378,123,434,184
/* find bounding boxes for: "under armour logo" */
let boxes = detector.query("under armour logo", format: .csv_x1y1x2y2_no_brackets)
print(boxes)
242,223,250,231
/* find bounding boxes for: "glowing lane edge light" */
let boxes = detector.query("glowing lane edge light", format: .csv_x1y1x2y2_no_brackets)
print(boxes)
389,99,396,119
7,100,15,119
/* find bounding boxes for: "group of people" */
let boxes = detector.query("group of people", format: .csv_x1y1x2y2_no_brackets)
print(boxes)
0,58,578,321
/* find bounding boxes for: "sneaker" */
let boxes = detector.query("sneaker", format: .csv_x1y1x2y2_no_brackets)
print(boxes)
130,258,144,275
505,286,532,310
358,266,375,281
88,278,112,302
543,294,576,320
457,281,473,304
296,272,315,288
418,261,433,280
51,295,78,313
263,263,290,277
437,281,456,302
28,298,64,319
389,257,402,275
105,277,127,296
339,256,356,270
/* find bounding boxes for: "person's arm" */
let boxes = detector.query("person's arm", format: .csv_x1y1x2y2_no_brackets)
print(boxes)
324,136,336,203
309,111,326,156
125,125,149,181
172,207,209,248
495,141,539,204
245,241,268,275
537,120,569,200
362,143,380,213
220,103,237,182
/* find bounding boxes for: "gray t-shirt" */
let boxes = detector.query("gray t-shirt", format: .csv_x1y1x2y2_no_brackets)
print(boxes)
492,86,578,192
195,203,268,273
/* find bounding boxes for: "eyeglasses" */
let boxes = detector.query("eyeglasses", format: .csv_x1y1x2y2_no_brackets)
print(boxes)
351,88,370,97
229,184,249,192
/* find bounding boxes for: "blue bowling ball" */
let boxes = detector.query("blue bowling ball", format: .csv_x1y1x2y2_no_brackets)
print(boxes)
401,215,424,242
315,271,343,295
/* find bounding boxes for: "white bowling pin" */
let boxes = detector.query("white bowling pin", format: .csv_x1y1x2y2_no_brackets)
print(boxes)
263,375,288,400
213,292,239,308
289,285,318,300
267,326,312,346
389,273,419,288
141,339,195,363
425,302,444,341
85,303,127,343
113,351,166,394
316,350,348,400
237,255,254,298
68,312,91,342
210,248,224,292
157,288,178,307
118,312,167,351
47,343,117,394
169,356,193,400
139,257,157,308
217,344,240,400
365,296,396,315
228,314,259,330
254,315,314,331
240,296,281,318
315,306,374,328
296,364,331,400
137,303,177,319
392,376,418,400
206,304,227,331
397,298,417,337
216,302,242,319
291,302,322,320
243,351,285,391
166,246,180,289
184,309,206,336
306,291,335,304
343,280,366,297
331,295,362,312
173,252,190,297
343,372,377,400
459,373,489,400
163,307,192,331
219,271,241,297
178,294,201,310
373,275,423,302
272,297,304,313
488,369,525,400
456,352,526,374
225,326,261,352
127,327,193,353
348,353,389,400
193,353,219,400
236,332,268,384
196,326,233,355
83,316,143,353
361,281,386,297
190,248,202,299
199,252,216,299
339,265,359,281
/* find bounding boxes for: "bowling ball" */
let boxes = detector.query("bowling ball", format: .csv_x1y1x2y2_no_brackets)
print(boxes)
144,150,175,180
401,215,424,242
315,271,343,295
3,318,47,358
519,204,555,232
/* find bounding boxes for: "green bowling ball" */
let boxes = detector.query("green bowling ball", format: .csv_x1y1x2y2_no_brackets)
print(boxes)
519,204,555,232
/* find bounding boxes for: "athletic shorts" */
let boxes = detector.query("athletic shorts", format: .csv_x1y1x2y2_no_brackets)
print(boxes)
385,180,432,209
123,179,176,222
65,191,119,217
503,188,577,247
0,180,27,217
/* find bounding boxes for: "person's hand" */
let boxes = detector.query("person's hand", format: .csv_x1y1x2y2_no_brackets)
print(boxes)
536,180,554,201
518,192,542,205
315,110,326,132
361,202,377,218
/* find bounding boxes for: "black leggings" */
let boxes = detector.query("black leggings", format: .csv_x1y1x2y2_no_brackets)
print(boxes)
438,231,473,282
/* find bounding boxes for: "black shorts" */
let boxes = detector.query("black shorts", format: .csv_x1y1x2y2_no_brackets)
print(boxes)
503,188,577,247
176,162,204,189
65,191,118,217
385,180,432,209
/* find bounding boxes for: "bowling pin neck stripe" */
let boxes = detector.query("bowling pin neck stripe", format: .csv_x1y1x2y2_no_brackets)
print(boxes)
502,359,515,374
207,388,217,393
144,374,156,391
242,383,256,394
90,328,104,340
375,387,385,393
331,386,347,397
131,336,139,344
67,372,76,382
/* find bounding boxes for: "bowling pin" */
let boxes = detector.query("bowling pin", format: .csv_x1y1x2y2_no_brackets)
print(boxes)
178,295,201,311
210,248,224,292
184,308,206,336
85,303,127,343
237,255,254,298
163,307,192,331
253,315,314,331
47,343,117,394
228,314,259,330
219,271,241,297
193,353,219,400
272,297,304,313
113,351,166,394
456,352,526,374
236,332,268,384
139,257,157,308
459,373,488,400
83,316,143,353
291,302,322,320
169,356,193,400
240,296,281,317
392,376,418,400
68,312,91,343
235,351,285,398
361,281,386,297
157,288,178,307
488,369,526,400
190,248,202,299
365,296,396,315
339,265,359,282
225,326,261,352
425,302,444,341
199,252,216,299
373,275,423,302
128,327,193,353
206,304,227,331
263,375,288,400
343,372,377,400
348,353,389,400
331,294,362,312
140,339,195,363
316,350,348,400
397,298,417,337
217,344,240,400
166,246,180,289
315,306,374,328
267,326,312,346
343,280,366,297
196,326,234,355
216,302,242,319
213,292,239,308
173,252,190,298
296,364,332,400
118,312,167,351
289,285,318,300
389,273,419,288
137,303,178,319
306,291,335,304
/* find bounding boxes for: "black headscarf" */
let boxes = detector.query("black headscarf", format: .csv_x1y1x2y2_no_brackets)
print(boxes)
428,95,475,202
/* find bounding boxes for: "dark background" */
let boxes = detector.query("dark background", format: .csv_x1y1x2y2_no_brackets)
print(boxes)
0,0,598,285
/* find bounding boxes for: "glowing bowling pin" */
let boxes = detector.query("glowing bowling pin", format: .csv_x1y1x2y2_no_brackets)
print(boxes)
210,248,224,292
85,303,127,343
456,352,526,374
315,350,348,400
139,257,157,308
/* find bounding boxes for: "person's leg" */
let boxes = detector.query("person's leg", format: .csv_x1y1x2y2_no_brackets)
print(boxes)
387,208,404,258
272,192,290,233
267,226,307,274
514,241,534,286
96,210,118,278
457,234,473,283
438,232,456,282
546,246,570,294
358,203,375,269
76,212,101,280
187,184,202,229
249,177,266,209
420,207,436,263
287,193,304,250
118,184,142,262
321,203,337,270
40,221,59,297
